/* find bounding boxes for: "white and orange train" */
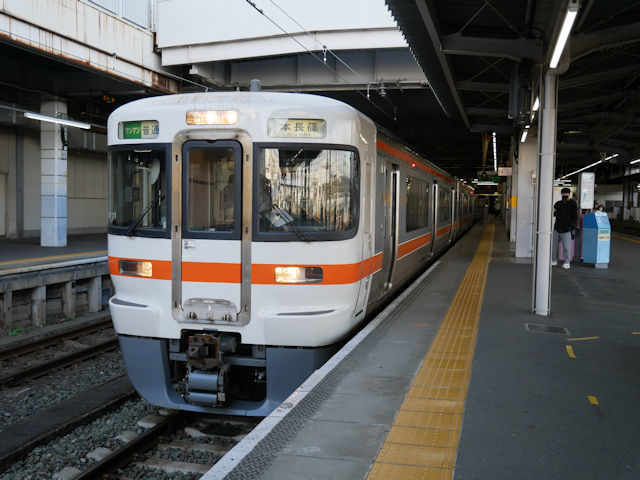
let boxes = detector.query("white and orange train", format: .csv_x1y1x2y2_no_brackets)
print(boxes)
107,92,475,415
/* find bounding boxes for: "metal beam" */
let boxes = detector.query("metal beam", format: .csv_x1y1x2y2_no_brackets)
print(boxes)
559,92,638,113
412,0,470,128
560,64,640,89
470,123,513,135
571,21,640,62
466,107,509,117
441,34,544,62
456,81,509,92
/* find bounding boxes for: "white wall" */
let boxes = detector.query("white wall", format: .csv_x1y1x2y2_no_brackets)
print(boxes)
0,127,16,237
68,153,108,234
23,132,41,235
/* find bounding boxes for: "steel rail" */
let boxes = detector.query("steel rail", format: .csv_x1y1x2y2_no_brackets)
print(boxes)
74,412,185,480
0,318,113,362
0,337,119,387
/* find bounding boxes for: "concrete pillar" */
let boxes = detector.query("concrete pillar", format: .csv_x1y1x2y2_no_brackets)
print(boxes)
533,72,558,316
515,139,537,257
40,100,67,247
1,291,12,333
31,285,46,326
62,281,76,318
88,276,102,313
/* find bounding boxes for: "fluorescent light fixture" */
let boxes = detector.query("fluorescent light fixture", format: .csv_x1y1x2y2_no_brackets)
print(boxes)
492,132,497,171
520,125,531,143
559,160,601,180
477,181,498,186
549,1,579,69
24,111,91,129
630,158,640,165
605,153,619,161
532,96,540,112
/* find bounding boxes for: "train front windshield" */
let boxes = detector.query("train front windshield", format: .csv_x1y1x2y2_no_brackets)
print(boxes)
257,147,359,239
108,147,168,235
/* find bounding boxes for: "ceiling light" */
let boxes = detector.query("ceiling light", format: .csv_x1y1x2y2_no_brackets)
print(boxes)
549,0,579,69
24,111,91,130
492,132,497,171
532,97,540,112
630,158,640,165
520,125,530,143
559,160,602,180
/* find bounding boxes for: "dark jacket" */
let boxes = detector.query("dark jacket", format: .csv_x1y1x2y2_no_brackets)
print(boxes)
553,199,578,233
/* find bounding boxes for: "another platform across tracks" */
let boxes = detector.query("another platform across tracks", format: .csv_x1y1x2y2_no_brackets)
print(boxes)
0,233,107,274
0,234,109,333
204,220,640,480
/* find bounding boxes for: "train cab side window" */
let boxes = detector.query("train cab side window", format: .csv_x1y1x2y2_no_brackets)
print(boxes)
406,175,428,231
186,147,236,232
438,188,451,223
108,147,168,236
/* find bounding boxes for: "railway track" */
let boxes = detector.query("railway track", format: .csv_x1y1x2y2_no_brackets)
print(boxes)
0,319,118,387
0,318,112,361
72,412,258,479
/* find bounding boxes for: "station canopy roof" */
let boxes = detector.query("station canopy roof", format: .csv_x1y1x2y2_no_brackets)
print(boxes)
377,0,640,181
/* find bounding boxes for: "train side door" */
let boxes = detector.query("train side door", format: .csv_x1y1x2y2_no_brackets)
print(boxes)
354,155,373,314
431,182,439,255
179,140,243,323
381,163,399,289
449,185,457,242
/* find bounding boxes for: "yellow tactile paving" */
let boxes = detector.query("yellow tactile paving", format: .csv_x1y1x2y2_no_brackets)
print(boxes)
406,385,467,401
394,411,462,430
376,443,456,469
400,398,464,414
386,426,458,448
368,463,453,480
367,225,494,479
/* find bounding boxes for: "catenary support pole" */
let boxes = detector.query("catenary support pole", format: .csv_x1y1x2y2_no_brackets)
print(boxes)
533,71,557,316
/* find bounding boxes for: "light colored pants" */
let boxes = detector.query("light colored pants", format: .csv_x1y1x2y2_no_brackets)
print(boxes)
552,230,572,263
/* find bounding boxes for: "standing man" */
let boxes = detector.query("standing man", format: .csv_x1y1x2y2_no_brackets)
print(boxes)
552,187,578,269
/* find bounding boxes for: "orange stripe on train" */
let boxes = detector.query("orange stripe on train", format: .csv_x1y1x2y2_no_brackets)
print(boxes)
109,254,386,285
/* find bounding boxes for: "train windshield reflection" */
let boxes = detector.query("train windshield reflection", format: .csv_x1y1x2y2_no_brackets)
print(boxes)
257,147,359,236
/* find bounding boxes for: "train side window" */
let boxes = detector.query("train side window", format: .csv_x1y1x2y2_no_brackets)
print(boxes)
438,188,451,223
406,175,428,231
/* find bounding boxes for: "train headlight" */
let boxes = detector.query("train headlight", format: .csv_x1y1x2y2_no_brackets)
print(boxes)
119,260,153,278
275,266,323,284
186,110,238,125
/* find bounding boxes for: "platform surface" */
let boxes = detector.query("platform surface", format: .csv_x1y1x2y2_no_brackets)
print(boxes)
205,220,640,480
0,234,107,273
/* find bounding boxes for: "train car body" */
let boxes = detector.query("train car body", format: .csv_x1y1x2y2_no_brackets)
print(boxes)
107,92,474,415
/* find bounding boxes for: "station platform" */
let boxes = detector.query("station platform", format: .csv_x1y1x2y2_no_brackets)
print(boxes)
205,220,640,480
0,234,107,274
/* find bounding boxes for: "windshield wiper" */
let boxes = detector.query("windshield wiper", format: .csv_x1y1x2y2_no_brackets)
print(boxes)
271,203,312,243
126,192,164,236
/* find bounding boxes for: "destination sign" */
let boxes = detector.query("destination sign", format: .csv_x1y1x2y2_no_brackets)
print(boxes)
119,120,159,139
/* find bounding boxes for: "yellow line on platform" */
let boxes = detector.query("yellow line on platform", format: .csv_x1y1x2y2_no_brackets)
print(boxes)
632,332,640,335
0,250,107,267
566,336,599,341
566,345,576,358
588,395,599,405
612,233,640,244
367,225,494,480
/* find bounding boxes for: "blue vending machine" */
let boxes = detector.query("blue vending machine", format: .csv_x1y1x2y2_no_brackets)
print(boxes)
582,212,610,268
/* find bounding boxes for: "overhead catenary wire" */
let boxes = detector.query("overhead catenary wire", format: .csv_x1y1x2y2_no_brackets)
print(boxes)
244,0,396,122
